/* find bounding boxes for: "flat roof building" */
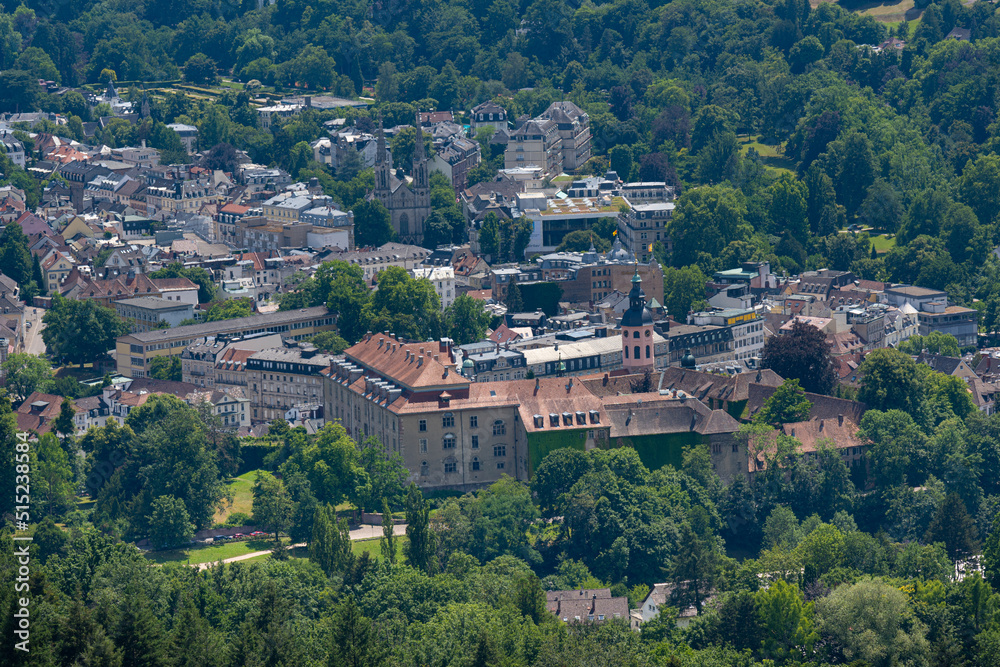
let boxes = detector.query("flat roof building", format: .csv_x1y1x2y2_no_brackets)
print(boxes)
116,306,337,378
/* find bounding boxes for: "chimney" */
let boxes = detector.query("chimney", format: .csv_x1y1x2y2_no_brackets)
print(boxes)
534,377,540,394
406,350,411,361
819,419,824,431
838,414,844,426
417,355,423,367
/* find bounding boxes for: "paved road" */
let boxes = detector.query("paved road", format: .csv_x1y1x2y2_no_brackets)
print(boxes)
191,523,407,570
22,307,46,356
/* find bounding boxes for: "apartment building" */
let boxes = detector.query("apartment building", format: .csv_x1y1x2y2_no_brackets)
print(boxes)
539,101,591,171
687,309,765,362
505,119,561,174
618,201,675,263
246,343,333,422
181,332,283,389
470,101,508,134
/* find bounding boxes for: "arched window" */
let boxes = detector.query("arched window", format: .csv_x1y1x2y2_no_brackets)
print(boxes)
443,434,456,449
399,213,409,236
646,345,651,358
634,346,640,360
633,330,640,339
493,420,506,436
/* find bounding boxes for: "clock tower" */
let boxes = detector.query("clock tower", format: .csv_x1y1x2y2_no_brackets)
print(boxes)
621,267,655,372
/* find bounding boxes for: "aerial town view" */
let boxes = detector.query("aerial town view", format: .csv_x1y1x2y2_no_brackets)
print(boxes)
2,0,1000,663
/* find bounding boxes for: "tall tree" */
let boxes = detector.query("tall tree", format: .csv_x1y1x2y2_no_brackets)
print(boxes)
753,379,813,427
35,432,74,518
147,495,195,549
117,594,169,667
403,483,436,574
42,295,129,367
53,397,76,439
252,471,295,544
815,579,930,666
328,595,383,667
672,505,723,612
170,598,228,667
925,492,978,560
760,319,837,395
756,580,818,661
353,437,408,514
0,222,31,285
310,504,353,576
505,280,523,314
447,294,490,346
380,497,397,564
857,348,924,415
0,352,52,400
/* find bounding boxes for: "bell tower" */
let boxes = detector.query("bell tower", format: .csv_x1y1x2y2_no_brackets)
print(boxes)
621,267,655,372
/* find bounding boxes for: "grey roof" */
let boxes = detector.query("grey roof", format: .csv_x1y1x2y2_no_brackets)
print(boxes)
121,306,331,343
115,296,191,311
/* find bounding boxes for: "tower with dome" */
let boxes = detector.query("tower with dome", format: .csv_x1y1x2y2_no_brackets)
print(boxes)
621,266,655,372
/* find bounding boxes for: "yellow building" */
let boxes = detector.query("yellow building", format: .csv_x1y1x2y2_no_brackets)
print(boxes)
115,306,337,378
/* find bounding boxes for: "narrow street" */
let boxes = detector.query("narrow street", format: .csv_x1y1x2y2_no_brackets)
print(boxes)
22,306,46,356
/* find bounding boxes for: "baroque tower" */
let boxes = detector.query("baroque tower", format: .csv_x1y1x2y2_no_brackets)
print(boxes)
621,267,655,372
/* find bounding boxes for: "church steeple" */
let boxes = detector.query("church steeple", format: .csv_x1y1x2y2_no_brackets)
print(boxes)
140,86,150,119
374,113,392,194
413,112,428,190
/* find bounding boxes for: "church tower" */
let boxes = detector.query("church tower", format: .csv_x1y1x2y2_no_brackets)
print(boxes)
374,115,393,199
413,112,429,191
140,87,151,119
621,267,655,372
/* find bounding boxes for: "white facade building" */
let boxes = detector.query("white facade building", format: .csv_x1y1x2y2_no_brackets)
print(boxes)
412,266,456,309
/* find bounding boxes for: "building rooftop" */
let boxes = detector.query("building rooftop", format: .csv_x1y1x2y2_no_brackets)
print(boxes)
115,296,191,310
121,306,331,343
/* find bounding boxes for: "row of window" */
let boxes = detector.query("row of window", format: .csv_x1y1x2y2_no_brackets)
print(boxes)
419,415,505,433
428,459,506,475
420,437,506,456
624,345,652,360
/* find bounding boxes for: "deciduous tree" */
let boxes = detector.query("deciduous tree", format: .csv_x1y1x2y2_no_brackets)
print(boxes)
760,319,837,395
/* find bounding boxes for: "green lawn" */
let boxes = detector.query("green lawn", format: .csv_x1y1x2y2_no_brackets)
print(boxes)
351,536,409,564
146,537,285,565
214,470,260,524
740,137,796,174
870,234,897,253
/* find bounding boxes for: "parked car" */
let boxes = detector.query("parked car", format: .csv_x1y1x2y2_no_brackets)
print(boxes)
232,533,245,539
216,535,233,540
250,531,266,537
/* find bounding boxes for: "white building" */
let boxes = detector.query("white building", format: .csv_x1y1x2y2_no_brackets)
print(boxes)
186,389,250,429
166,123,198,154
412,266,456,309
0,134,25,168
258,103,301,130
